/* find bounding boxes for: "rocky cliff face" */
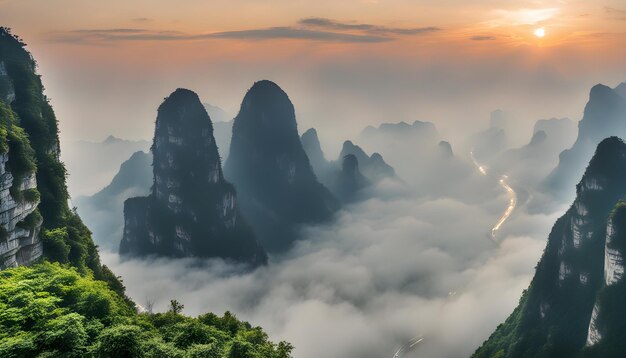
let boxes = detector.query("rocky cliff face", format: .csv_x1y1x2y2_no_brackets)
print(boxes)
545,84,626,201
224,80,338,251
582,201,626,356
0,28,123,297
473,137,626,358
120,89,266,266
0,151,41,269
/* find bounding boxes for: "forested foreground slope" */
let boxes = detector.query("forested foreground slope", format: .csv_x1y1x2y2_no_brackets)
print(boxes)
0,27,292,358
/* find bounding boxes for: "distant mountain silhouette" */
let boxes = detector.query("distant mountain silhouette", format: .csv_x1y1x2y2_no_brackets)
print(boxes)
470,114,509,163
202,103,233,159
224,80,338,252
64,135,150,196
489,118,576,190
301,128,332,181
438,140,454,158
544,84,626,201
361,120,438,144
338,140,395,183
120,89,266,265
75,151,152,250
301,129,396,202
329,154,370,203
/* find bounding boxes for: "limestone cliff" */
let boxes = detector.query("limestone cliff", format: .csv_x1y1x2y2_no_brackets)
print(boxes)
120,89,266,266
224,80,338,251
473,137,626,358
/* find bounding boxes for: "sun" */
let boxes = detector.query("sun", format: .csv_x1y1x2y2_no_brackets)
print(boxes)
534,27,545,38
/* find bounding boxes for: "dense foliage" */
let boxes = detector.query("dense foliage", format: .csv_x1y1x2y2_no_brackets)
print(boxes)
0,27,125,297
0,262,293,358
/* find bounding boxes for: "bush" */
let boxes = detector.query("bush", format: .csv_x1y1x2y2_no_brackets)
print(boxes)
94,325,143,358
0,263,293,357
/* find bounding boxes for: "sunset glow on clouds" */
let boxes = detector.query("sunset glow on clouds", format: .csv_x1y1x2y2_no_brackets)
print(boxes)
0,0,624,148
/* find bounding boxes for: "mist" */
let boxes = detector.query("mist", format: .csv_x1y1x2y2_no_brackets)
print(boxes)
99,165,565,357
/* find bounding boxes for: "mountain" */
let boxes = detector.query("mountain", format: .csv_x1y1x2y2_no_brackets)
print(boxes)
545,84,626,201
614,81,626,99
584,201,626,357
339,140,395,183
533,117,577,151
213,119,233,160
329,154,370,202
119,88,266,265
224,80,338,251
301,128,332,180
203,102,230,123
63,135,150,197
203,103,233,159
473,137,626,358
470,120,508,163
438,140,454,158
0,26,123,291
358,119,443,188
361,120,438,143
75,151,152,250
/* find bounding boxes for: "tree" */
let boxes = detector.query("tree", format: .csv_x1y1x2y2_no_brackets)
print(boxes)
168,299,184,314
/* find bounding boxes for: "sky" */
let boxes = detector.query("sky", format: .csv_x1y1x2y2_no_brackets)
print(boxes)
1,0,625,154
3,2,624,356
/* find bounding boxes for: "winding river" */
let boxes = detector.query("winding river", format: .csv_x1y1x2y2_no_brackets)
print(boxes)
470,151,517,243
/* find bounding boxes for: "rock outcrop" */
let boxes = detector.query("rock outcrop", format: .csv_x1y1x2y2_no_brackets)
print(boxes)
473,137,626,358
120,89,266,266
0,151,42,269
224,80,338,251
0,27,123,295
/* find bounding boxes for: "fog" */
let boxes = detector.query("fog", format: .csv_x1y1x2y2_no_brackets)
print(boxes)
64,82,585,357
99,165,565,357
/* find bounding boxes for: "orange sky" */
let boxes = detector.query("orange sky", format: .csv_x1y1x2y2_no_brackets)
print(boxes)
0,0,625,152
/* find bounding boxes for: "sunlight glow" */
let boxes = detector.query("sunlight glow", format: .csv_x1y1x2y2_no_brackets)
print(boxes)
534,27,545,38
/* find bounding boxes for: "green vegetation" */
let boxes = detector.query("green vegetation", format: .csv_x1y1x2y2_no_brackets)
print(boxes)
0,28,294,357
15,209,42,230
0,27,126,299
0,262,293,358
22,187,40,202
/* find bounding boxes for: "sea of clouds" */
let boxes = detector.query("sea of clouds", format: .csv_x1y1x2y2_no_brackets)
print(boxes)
100,173,565,358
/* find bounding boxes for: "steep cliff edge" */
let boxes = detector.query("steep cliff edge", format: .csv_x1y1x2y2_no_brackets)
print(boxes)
473,137,626,358
0,101,41,268
120,89,266,265
0,27,124,296
224,80,338,251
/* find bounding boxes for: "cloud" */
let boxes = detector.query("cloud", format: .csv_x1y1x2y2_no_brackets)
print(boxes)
132,17,153,23
49,18,440,45
99,162,563,358
207,27,391,43
606,7,626,21
50,27,391,44
298,17,441,35
471,35,497,41
487,8,559,27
